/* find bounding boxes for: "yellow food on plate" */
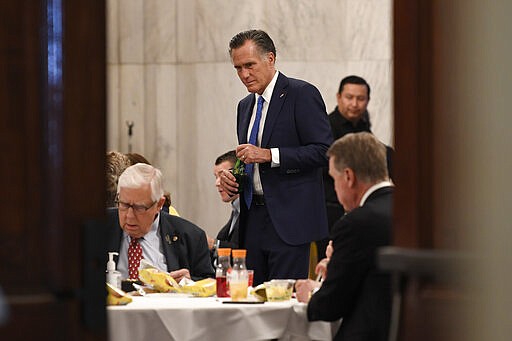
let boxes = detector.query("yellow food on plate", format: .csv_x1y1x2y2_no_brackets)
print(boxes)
181,278,216,297
106,283,133,306
251,283,267,301
138,268,181,293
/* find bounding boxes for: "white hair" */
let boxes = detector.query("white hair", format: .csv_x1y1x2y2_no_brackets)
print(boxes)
117,163,164,202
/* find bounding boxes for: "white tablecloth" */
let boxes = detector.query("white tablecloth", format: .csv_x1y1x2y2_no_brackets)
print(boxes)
108,294,340,341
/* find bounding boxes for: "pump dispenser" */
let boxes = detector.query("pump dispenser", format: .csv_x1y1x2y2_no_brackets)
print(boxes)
106,252,121,289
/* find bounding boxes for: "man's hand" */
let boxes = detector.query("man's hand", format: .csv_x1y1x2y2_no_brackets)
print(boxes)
295,279,321,303
236,144,271,164
315,240,333,280
326,240,333,259
169,268,190,283
315,258,330,280
219,168,238,197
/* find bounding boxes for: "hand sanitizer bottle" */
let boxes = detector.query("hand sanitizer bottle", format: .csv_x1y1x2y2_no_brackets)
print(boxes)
106,252,121,289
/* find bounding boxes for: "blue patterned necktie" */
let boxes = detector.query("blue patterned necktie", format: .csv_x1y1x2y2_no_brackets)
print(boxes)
244,95,265,208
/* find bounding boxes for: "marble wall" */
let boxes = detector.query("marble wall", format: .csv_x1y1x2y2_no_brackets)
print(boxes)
107,0,393,237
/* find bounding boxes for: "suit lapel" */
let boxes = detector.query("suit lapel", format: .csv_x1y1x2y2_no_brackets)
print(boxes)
229,214,240,239
261,73,288,147
238,94,256,144
159,214,181,271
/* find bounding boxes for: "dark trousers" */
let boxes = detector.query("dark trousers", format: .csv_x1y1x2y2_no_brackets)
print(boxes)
244,204,309,286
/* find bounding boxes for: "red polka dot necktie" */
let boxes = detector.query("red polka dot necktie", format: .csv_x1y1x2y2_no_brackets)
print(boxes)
128,237,143,280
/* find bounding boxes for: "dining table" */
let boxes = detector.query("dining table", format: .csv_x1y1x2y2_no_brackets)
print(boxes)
107,293,341,341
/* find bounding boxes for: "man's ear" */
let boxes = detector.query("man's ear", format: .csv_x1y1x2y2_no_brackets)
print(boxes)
267,51,275,65
344,168,356,188
157,196,166,210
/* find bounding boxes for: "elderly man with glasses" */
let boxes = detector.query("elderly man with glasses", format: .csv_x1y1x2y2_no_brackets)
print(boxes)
106,163,214,282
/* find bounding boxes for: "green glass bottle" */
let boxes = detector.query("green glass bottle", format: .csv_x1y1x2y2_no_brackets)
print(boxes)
231,158,248,193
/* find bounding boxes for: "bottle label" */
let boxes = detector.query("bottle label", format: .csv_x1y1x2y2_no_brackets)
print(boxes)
107,272,121,289
216,276,230,297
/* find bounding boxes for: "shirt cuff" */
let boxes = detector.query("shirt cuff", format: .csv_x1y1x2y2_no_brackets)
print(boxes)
270,148,280,168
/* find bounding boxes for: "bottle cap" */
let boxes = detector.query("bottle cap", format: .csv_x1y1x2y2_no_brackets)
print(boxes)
217,248,231,256
232,249,246,258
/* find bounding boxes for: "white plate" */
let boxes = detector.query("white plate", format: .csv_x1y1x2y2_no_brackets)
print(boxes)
144,292,193,298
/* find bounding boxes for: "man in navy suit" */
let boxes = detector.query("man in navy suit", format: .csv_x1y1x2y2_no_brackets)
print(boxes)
220,29,333,285
107,163,214,282
296,132,393,341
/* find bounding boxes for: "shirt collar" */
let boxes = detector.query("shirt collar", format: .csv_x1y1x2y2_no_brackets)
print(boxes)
231,197,240,214
360,181,394,206
147,211,161,237
258,70,279,104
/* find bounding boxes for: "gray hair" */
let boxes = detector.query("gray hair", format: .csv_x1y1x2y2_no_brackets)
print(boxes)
327,132,388,184
229,29,276,58
117,163,164,202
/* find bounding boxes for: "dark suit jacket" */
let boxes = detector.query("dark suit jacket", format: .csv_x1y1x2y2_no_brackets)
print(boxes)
307,187,393,341
106,208,215,281
216,210,240,250
324,109,394,232
237,72,333,245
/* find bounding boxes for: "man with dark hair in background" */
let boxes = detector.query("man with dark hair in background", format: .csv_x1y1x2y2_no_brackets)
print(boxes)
319,75,373,258
207,150,240,261
318,75,393,260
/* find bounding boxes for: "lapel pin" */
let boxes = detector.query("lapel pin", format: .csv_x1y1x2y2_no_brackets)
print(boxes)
280,93,285,98
172,235,178,242
165,234,171,245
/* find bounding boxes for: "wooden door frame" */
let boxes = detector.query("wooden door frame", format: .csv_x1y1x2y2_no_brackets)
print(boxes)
393,0,434,248
0,1,107,339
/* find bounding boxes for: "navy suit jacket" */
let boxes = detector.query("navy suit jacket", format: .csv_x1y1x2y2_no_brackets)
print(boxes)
237,72,333,245
106,208,215,281
307,187,393,341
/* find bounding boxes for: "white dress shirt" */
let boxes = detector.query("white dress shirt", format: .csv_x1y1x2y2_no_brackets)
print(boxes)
247,70,280,195
360,181,394,206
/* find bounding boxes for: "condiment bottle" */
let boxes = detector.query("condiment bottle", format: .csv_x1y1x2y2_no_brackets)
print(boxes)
230,249,248,301
106,252,121,289
215,248,232,297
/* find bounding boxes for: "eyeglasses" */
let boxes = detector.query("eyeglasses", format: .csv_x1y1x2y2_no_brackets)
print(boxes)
115,199,157,214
